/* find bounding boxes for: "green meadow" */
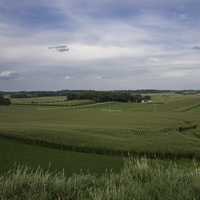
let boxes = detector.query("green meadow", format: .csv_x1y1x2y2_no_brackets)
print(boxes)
11,96,94,106
0,137,123,176
1,94,200,159
1,94,200,199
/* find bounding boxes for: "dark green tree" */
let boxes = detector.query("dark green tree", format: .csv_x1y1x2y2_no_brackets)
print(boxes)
0,95,11,105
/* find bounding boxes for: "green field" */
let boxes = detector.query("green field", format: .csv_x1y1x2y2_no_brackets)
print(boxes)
0,137,123,175
0,94,200,174
11,96,95,106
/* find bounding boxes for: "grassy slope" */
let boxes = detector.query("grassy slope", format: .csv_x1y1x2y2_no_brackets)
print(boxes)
11,96,95,106
0,138,123,175
1,158,200,200
0,95,200,158
11,96,67,103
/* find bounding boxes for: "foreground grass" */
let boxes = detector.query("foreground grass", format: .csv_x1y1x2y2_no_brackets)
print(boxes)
1,158,200,200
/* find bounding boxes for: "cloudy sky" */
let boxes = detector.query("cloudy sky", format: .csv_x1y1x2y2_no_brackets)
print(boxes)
0,0,200,91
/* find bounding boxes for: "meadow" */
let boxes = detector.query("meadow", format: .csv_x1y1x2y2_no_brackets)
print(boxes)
11,96,94,106
1,93,200,199
0,137,123,176
1,94,200,160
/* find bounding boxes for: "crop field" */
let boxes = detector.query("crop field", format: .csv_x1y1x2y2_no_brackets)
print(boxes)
11,96,95,106
0,94,200,174
11,96,67,104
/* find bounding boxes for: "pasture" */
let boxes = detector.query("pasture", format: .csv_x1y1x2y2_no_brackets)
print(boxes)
0,94,200,175
0,137,123,175
11,96,94,106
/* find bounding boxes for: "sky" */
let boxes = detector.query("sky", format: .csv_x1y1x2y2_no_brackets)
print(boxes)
0,0,200,91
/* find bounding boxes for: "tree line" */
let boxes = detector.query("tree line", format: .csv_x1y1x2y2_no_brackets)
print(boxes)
66,91,151,103
1,91,152,103
0,91,152,104
3,89,190,99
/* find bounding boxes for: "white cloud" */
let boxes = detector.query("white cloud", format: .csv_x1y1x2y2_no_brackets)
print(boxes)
64,75,71,80
0,70,18,80
95,75,103,80
161,70,188,78
0,0,200,90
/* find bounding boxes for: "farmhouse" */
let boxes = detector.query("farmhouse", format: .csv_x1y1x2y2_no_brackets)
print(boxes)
141,99,153,103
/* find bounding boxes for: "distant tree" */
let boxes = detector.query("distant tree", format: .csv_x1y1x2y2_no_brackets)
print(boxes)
65,91,150,103
0,95,11,105
10,93,28,98
143,95,151,101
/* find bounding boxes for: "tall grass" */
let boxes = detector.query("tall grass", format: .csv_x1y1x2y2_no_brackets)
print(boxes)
0,158,200,200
